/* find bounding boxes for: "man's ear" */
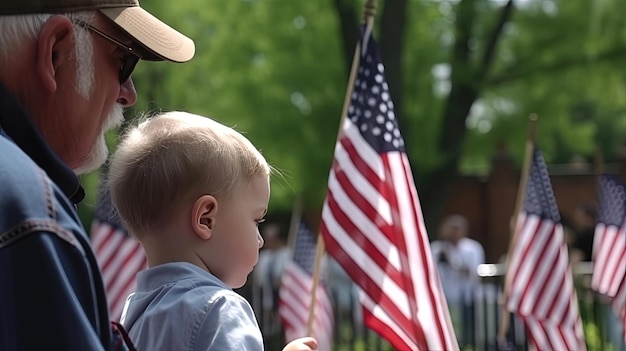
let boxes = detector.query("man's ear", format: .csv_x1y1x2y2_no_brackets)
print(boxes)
191,195,218,240
36,15,76,93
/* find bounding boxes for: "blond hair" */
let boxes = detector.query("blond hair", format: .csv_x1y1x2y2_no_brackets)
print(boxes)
108,111,271,233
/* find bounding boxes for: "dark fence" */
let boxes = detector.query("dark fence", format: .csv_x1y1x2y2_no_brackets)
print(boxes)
472,262,625,351
247,261,626,351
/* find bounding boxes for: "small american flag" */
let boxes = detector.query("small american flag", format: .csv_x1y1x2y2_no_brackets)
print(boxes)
319,24,457,351
278,219,334,351
504,147,586,350
90,183,147,321
591,174,626,341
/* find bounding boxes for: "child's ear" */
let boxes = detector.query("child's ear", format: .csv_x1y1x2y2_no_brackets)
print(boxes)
191,195,218,240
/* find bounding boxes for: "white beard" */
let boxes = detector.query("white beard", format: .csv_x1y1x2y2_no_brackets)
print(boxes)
74,103,125,175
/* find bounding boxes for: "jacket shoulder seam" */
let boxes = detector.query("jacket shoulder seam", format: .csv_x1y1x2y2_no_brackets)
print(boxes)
0,219,83,253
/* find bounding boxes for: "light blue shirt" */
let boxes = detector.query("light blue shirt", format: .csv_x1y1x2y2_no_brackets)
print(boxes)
121,262,264,351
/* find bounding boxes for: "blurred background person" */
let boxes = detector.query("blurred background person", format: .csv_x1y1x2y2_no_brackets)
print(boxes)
569,202,597,264
325,256,362,348
253,221,291,349
431,214,485,348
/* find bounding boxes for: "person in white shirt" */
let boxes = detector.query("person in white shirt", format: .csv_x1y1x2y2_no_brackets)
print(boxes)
431,214,485,347
253,222,292,345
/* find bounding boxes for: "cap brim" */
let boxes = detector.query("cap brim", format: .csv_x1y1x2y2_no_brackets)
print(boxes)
99,6,195,63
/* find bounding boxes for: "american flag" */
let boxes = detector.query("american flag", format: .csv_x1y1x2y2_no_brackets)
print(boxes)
90,183,147,321
504,147,586,351
278,219,334,351
319,24,458,351
591,174,626,341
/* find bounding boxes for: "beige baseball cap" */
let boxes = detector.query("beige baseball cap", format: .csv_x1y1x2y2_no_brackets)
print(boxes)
0,0,195,63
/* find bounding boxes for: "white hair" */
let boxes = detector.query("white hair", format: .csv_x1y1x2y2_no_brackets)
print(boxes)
0,11,95,98
0,11,114,175
71,16,95,98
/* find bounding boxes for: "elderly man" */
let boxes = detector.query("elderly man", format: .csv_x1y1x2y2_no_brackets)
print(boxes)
0,1,194,349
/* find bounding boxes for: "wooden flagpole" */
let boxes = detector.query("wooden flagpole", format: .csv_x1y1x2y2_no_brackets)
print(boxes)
334,0,376,142
496,113,538,345
306,0,378,336
305,229,325,336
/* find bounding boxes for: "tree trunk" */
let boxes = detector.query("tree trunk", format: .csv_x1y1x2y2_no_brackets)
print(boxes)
421,0,514,234
380,0,408,118
332,0,358,76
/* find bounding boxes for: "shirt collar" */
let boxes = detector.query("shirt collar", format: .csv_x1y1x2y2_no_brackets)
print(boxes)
0,83,85,204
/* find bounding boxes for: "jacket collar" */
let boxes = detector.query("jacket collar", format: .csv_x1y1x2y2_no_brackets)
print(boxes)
0,83,85,204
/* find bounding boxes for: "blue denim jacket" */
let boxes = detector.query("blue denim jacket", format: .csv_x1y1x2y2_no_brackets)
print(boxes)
122,262,264,351
0,84,132,350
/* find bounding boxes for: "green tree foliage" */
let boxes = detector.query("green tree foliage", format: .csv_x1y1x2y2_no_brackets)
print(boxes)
79,0,626,233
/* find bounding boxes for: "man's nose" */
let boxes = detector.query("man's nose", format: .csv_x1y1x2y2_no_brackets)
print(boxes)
117,77,137,107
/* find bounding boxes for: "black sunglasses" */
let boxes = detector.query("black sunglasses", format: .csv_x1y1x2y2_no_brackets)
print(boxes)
73,20,142,84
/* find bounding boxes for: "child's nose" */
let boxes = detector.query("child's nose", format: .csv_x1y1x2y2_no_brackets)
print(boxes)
257,233,264,249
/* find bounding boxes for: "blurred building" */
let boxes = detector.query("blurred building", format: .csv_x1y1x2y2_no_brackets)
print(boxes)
441,147,626,263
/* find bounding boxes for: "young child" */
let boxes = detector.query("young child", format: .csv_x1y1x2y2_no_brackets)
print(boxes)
108,111,317,351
